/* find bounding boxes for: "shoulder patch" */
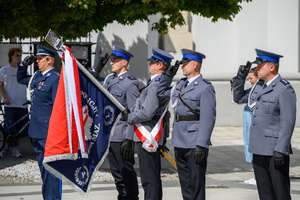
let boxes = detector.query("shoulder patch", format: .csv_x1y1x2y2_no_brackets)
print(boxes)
280,79,289,85
202,79,211,85
127,76,136,80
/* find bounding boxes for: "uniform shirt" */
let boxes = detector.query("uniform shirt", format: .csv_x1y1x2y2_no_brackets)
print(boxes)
17,66,60,139
103,71,139,142
0,65,27,108
157,73,216,148
233,74,296,156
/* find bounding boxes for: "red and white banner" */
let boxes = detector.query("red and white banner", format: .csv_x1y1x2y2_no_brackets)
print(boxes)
134,107,168,152
43,46,122,195
44,46,87,162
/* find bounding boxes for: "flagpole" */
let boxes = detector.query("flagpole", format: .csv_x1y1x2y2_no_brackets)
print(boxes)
44,29,124,112
75,60,125,112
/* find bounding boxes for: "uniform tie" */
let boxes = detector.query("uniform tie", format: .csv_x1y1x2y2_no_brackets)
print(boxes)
184,80,189,88
263,83,267,89
147,78,151,85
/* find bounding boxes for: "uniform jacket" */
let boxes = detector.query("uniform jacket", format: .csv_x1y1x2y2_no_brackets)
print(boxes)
233,75,296,156
157,73,216,149
17,66,59,139
103,72,139,142
128,74,169,142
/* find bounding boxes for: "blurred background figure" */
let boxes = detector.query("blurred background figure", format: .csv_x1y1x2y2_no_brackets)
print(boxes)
243,67,259,185
0,47,29,158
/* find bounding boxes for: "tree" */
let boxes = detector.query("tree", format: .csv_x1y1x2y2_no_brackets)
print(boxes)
0,0,251,40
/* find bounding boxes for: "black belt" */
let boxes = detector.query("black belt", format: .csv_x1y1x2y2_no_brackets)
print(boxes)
175,114,199,122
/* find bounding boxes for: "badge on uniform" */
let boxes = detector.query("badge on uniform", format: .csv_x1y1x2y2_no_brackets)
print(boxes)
39,81,45,89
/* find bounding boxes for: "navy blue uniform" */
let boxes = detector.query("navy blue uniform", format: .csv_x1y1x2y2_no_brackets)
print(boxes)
17,66,61,200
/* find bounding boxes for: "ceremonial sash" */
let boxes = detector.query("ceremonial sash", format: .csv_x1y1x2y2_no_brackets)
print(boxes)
134,106,168,152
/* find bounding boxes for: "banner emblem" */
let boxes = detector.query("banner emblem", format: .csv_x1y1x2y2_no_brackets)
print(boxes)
104,105,115,126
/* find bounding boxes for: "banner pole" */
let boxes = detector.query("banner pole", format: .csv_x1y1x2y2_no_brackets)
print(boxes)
75,60,125,112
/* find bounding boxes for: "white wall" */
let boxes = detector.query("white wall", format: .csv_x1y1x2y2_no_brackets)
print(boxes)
190,0,300,126
92,0,300,126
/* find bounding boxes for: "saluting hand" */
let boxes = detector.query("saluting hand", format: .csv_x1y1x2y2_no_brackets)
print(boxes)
166,60,180,77
95,53,109,73
21,55,35,67
236,61,252,80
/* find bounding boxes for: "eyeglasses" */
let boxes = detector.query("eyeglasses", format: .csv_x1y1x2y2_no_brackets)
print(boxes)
15,54,22,57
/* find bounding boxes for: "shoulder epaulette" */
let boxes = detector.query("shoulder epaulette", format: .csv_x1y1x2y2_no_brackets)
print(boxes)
280,79,289,85
202,79,211,85
154,77,160,82
127,76,136,80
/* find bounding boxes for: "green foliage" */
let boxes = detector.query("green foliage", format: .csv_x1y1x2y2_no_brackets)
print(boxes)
0,0,251,40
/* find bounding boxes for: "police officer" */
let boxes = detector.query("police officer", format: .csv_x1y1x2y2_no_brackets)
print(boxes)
157,49,216,200
232,49,296,200
17,45,61,200
126,47,173,200
99,46,140,200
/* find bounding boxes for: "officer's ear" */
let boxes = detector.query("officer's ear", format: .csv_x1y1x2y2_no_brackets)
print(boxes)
157,61,164,70
269,63,276,72
123,59,128,66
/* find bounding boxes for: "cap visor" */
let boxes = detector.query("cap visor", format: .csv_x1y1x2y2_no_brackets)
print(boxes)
179,58,192,64
252,58,263,64
147,57,156,62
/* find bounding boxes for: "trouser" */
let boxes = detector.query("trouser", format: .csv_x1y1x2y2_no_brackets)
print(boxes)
253,154,291,200
137,142,162,200
175,147,208,200
32,138,62,200
108,142,139,200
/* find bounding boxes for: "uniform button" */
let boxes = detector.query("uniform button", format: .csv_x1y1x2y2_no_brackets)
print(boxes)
253,123,255,126
256,107,258,109
254,115,256,117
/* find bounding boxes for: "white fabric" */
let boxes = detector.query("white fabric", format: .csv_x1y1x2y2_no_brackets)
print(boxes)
42,68,53,75
247,82,257,113
266,74,279,86
187,74,200,86
65,50,87,157
0,65,27,108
